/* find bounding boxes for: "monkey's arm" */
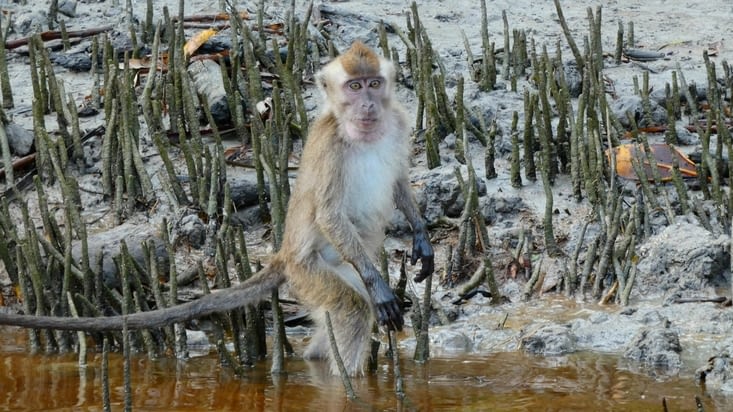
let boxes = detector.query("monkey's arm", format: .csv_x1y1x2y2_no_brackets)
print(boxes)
314,205,404,331
394,176,435,282
0,266,286,331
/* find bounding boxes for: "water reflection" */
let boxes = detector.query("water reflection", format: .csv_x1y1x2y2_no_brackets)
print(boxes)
0,326,727,411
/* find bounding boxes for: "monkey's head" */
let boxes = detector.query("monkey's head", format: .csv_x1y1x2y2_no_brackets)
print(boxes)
316,41,397,142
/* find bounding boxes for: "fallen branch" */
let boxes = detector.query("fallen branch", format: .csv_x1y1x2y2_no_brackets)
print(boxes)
173,11,250,23
5,26,114,50
623,47,666,62
0,152,34,180
673,296,727,304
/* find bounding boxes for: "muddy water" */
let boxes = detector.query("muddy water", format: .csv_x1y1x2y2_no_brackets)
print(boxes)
0,326,727,411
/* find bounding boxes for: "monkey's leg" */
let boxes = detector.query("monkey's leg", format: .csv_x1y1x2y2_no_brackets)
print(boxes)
303,324,329,360
328,297,373,376
306,296,373,377
293,257,376,376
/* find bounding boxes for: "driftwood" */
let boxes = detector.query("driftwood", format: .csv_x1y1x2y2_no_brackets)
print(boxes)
173,12,251,23
673,296,728,304
187,59,231,126
0,153,34,180
5,26,114,50
623,48,666,62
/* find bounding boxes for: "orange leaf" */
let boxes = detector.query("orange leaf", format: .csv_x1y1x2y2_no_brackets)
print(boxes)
184,28,219,58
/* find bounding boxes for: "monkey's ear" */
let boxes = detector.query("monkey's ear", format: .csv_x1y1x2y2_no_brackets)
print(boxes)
315,71,328,90
378,57,396,84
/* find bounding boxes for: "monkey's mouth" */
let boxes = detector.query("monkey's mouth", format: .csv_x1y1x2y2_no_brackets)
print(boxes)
355,118,378,130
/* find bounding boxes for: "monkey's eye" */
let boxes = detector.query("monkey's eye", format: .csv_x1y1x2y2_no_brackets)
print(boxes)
348,81,362,91
369,79,382,88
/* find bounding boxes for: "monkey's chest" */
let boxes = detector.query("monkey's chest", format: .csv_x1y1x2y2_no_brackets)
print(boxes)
343,147,401,225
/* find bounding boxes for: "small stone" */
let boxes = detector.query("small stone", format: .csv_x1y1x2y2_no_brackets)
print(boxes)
58,0,77,18
520,324,576,355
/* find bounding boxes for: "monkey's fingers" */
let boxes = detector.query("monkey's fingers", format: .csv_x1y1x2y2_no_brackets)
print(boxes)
377,301,404,331
411,237,430,265
413,255,435,283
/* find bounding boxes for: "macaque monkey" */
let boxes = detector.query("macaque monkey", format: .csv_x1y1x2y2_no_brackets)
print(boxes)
0,41,434,376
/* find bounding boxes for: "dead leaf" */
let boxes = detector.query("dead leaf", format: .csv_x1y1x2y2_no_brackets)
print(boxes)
184,28,219,58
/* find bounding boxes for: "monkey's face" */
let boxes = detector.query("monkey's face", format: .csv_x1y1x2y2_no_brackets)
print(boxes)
340,76,387,139
315,41,397,142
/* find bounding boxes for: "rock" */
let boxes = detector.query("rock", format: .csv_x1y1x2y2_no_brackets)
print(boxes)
231,205,265,228
674,124,699,145
103,5,123,18
420,167,463,219
316,3,381,49
83,145,97,169
58,0,77,18
570,312,638,352
610,95,667,128
520,324,576,355
695,337,733,393
197,35,233,55
176,214,206,249
481,195,524,225
431,328,473,352
494,129,514,157
5,122,34,156
686,82,707,104
623,326,681,369
108,31,134,55
229,175,266,208
387,160,472,233
647,208,672,236
696,355,733,393
467,107,495,139
388,207,412,234
538,256,568,293
71,223,168,289
50,52,92,72
16,11,46,35
400,325,474,354
634,220,729,299
639,309,669,326
499,280,523,302
474,328,520,352
559,61,582,98
648,87,668,107
649,81,707,107
443,133,457,150
185,329,211,353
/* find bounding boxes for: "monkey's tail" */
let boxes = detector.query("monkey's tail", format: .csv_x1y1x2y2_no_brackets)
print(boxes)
0,263,287,331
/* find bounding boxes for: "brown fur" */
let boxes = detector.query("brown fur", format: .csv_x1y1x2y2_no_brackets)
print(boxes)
339,41,381,77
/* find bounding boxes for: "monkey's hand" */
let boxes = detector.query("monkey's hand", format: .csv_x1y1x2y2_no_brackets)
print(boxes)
368,275,404,331
411,230,434,283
